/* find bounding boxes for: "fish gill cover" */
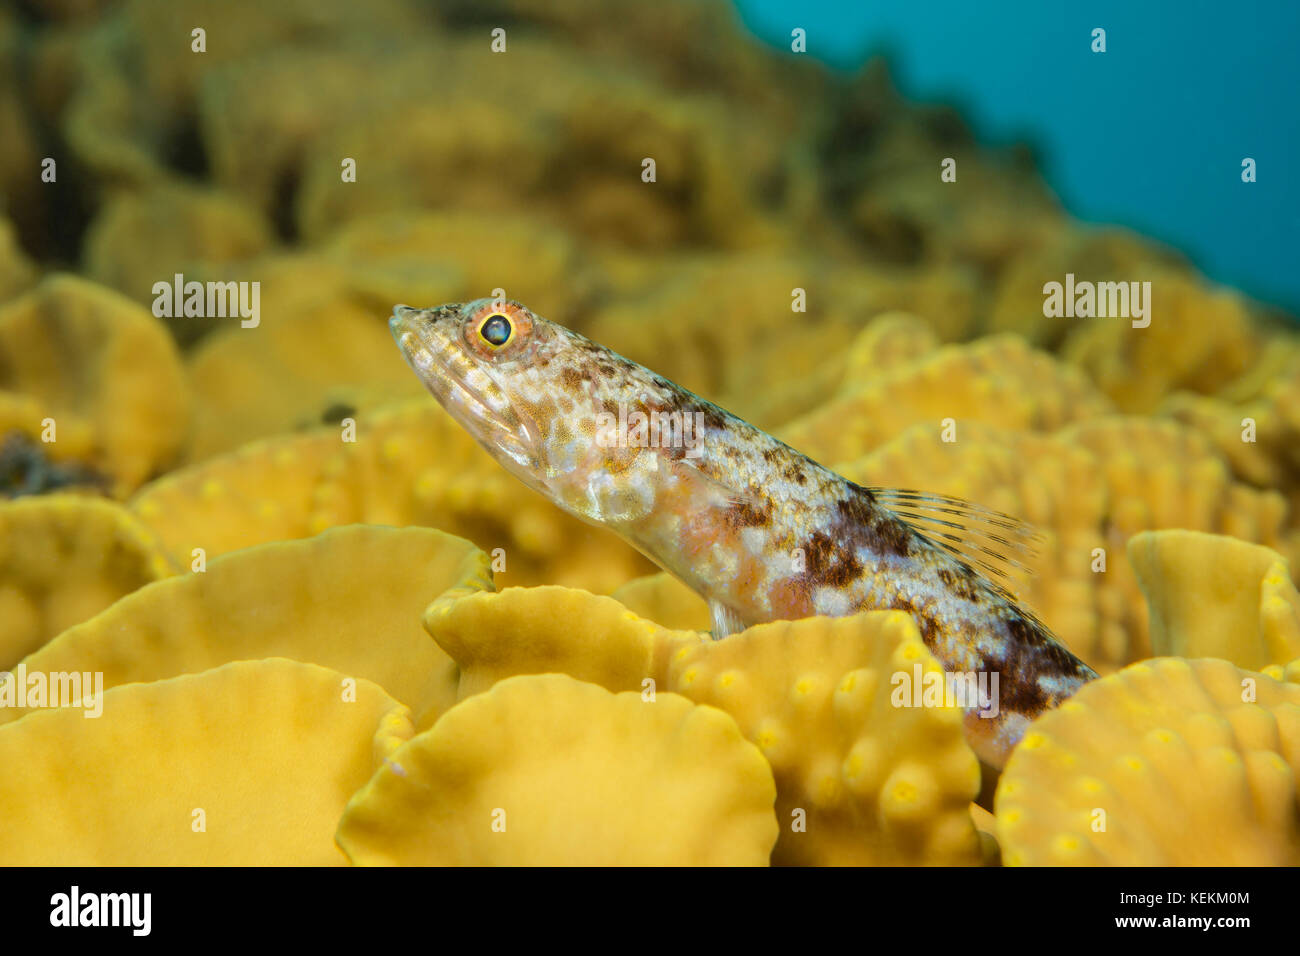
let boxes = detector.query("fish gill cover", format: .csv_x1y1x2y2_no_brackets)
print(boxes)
0,0,1296,888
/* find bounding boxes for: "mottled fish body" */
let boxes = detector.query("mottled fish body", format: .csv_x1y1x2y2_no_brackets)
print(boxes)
390,298,1097,767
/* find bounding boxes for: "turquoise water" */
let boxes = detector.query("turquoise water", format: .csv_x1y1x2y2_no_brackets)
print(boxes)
735,0,1300,314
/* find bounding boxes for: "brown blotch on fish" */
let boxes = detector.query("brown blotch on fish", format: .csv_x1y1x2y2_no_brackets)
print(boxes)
837,493,913,558
560,366,584,390
799,529,865,587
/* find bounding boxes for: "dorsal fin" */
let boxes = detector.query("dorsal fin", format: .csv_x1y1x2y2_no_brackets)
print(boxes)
865,487,1042,595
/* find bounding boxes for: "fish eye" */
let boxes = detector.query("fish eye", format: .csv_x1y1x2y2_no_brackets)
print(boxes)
479,313,512,348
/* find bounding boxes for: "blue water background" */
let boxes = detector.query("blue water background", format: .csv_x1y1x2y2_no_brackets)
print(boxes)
733,0,1300,314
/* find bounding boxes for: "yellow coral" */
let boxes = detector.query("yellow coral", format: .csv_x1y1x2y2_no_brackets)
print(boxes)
779,334,1111,464
1128,530,1300,671
610,571,711,632
0,659,413,865
1064,271,1262,412
989,227,1187,348
0,392,97,473
0,274,189,494
132,428,344,558
995,657,1300,865
584,254,881,430
0,216,36,305
318,211,595,321
63,0,425,187
1064,417,1287,545
0,495,173,669
836,310,939,393
842,118,1063,292
424,585,702,710
666,611,983,866
183,257,426,462
82,181,273,344
6,525,491,728
335,673,778,865
1163,351,1300,516
290,36,789,250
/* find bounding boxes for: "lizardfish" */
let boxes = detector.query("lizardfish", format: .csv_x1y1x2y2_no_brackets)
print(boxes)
389,298,1097,767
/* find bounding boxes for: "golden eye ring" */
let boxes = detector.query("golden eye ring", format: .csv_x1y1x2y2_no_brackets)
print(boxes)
478,313,513,348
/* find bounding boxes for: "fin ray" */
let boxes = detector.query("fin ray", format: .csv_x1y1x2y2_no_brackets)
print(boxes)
867,487,1042,590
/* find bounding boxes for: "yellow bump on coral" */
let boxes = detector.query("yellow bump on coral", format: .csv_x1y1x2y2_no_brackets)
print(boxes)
5,525,491,729
995,657,1300,865
779,334,1111,466
335,673,777,865
1129,529,1300,671
0,274,190,495
1262,656,1300,685
0,494,173,669
666,610,983,866
0,659,412,865
610,571,712,632
424,585,702,714
130,429,345,563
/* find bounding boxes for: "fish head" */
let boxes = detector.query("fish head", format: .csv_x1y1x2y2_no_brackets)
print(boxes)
389,299,551,482
390,297,708,524
390,298,674,513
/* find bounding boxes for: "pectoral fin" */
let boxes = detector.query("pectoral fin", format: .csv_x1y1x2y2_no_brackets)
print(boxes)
709,599,746,641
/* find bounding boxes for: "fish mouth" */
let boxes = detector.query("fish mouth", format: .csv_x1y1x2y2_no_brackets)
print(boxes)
389,305,539,470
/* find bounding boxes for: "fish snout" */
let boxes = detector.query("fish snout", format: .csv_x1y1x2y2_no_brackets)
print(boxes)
389,302,468,356
390,305,437,345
